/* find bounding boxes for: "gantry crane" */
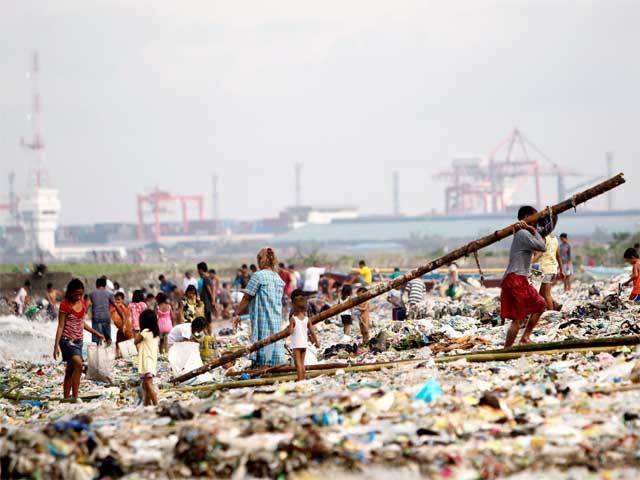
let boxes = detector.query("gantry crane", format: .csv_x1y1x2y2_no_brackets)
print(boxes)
136,188,204,241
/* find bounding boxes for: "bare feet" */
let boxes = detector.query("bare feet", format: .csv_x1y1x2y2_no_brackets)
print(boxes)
519,336,532,344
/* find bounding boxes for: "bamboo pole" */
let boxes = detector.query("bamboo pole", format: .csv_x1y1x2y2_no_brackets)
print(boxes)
438,335,640,362
171,173,626,384
226,362,351,378
590,384,640,395
435,344,627,363
171,358,426,393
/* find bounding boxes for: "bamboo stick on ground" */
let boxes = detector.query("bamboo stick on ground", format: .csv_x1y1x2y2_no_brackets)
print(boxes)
438,335,640,362
171,174,626,384
226,362,350,378
171,358,427,393
436,345,628,363
590,384,640,395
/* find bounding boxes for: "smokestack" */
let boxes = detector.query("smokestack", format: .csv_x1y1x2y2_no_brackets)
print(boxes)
606,152,613,211
8,171,18,226
392,170,400,216
294,162,302,207
211,173,219,220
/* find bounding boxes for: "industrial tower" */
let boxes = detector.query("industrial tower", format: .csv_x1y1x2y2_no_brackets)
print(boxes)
294,162,302,207
19,51,61,257
392,170,400,216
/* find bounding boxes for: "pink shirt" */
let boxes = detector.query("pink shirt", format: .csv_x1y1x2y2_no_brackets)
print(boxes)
129,302,147,331
157,306,173,334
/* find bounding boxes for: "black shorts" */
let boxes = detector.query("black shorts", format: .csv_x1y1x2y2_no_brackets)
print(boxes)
341,314,353,326
92,320,111,344
59,338,83,362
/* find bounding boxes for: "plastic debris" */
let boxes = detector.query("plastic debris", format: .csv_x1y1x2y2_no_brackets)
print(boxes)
2,275,640,478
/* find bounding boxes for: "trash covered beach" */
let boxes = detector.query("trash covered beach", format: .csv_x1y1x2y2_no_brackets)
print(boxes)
3,273,640,479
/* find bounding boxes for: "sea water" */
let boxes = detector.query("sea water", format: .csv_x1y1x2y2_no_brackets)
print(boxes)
0,315,112,366
0,315,58,365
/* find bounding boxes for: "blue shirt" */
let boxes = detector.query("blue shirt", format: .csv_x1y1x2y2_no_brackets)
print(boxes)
160,281,175,295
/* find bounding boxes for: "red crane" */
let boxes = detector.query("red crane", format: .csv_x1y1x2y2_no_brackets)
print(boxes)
435,128,584,215
137,188,204,241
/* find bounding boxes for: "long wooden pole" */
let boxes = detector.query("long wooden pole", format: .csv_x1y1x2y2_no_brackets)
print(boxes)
435,345,628,364
171,173,626,384
171,358,426,393
438,334,640,361
226,362,351,378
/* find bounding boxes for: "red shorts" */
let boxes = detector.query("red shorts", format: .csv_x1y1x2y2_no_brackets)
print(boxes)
500,273,546,321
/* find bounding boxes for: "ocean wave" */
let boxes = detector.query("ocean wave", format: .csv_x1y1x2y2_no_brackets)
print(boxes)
0,315,59,365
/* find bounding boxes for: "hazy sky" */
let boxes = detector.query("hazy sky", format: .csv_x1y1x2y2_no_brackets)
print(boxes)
1,0,638,225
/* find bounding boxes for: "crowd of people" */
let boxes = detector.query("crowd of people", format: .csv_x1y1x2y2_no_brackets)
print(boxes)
16,215,640,403
37,253,405,402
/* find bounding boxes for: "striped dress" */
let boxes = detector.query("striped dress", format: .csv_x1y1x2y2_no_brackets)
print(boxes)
244,269,286,366
406,279,426,306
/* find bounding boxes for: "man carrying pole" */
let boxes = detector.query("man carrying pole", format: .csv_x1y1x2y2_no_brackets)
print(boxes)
500,205,550,347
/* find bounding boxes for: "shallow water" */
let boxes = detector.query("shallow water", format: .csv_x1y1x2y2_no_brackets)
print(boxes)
0,315,107,366
0,315,58,365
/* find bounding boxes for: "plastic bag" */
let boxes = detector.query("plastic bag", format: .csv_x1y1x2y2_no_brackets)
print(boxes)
118,339,137,359
86,344,115,384
305,344,318,365
168,342,213,385
415,379,443,403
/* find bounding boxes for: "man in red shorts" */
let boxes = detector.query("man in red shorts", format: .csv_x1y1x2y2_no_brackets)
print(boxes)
501,205,550,347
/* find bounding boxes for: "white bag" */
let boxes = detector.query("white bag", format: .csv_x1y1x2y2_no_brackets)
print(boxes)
118,339,137,359
305,344,318,365
168,342,213,385
86,344,115,384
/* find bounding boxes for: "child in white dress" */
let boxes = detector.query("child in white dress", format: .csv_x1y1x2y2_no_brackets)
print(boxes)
288,289,320,381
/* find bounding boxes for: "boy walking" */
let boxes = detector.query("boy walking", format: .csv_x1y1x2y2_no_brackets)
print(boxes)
501,206,550,347
89,277,124,345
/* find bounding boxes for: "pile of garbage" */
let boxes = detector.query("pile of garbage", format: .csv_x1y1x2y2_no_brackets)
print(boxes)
2,278,640,478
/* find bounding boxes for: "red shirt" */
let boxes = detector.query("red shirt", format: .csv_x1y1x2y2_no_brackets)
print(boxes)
279,269,294,296
59,299,88,340
631,262,640,297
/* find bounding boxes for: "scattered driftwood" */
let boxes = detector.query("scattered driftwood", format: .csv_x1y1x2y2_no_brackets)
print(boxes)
430,336,492,355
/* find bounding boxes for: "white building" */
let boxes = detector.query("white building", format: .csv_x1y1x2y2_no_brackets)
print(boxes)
20,186,61,255
281,205,358,229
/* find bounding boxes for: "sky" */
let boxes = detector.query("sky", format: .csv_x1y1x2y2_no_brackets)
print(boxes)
1,0,638,225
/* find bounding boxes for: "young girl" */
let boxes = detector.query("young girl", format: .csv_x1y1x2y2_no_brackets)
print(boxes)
338,284,354,335
53,278,106,401
182,285,205,323
288,289,320,381
355,286,371,345
135,309,159,406
111,291,133,358
155,292,173,354
129,289,147,334
535,234,564,311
